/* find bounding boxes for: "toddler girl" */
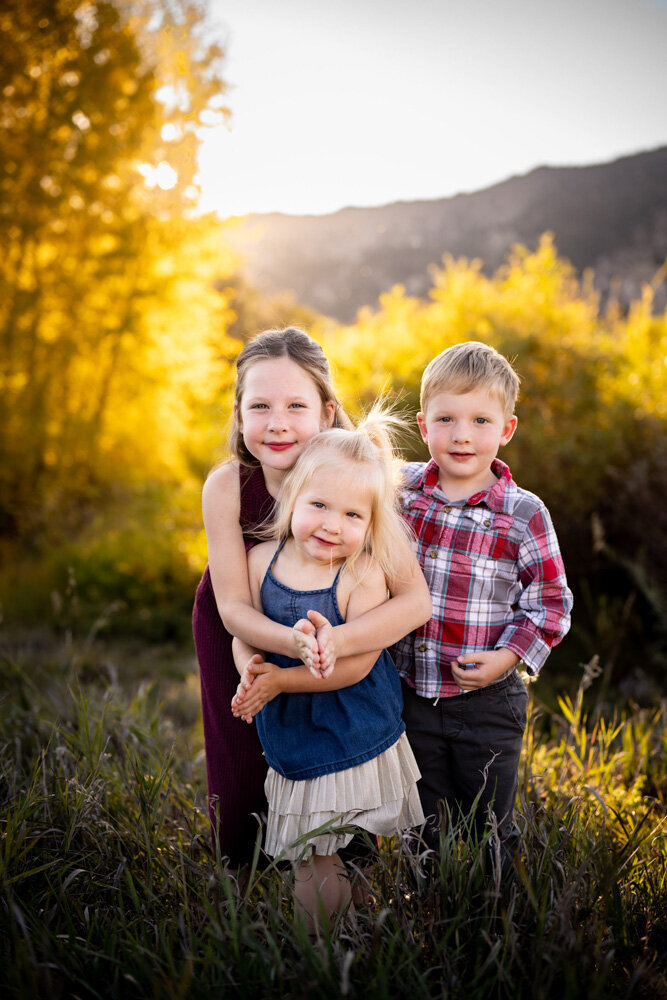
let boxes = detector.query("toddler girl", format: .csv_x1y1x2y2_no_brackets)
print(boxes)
231,416,425,932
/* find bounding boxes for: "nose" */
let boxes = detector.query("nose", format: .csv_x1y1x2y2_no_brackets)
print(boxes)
322,512,342,534
267,409,288,431
451,422,470,443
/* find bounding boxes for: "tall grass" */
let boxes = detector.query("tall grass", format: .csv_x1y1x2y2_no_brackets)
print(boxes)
1,632,665,999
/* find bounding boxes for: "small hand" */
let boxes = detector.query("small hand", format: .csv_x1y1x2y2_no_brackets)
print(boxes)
232,678,254,724
232,654,264,722
307,609,336,679
231,661,283,719
235,653,263,699
450,648,519,690
293,618,322,678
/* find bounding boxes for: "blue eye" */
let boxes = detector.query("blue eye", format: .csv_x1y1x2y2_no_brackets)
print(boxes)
474,417,488,424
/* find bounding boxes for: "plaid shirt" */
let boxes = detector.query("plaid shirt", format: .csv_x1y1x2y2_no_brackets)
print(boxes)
392,459,573,699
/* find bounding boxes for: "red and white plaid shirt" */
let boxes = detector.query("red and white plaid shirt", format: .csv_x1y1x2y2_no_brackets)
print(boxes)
392,459,573,699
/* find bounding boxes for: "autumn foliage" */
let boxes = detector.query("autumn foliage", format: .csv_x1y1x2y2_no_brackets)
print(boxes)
0,2,665,688
0,0,239,541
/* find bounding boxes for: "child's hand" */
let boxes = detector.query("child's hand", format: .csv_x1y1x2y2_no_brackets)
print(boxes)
293,611,336,678
235,653,263,700
307,609,336,679
450,648,519,691
231,660,283,720
292,618,323,678
231,653,265,723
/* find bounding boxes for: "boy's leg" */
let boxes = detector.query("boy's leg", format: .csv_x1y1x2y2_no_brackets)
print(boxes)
401,680,459,852
450,672,528,869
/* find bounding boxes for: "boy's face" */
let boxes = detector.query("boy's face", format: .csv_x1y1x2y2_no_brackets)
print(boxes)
418,387,517,500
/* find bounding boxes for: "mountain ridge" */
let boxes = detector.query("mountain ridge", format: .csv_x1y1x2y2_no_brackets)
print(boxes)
227,146,667,322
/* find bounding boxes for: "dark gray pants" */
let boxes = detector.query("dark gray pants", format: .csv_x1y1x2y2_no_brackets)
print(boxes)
401,672,528,853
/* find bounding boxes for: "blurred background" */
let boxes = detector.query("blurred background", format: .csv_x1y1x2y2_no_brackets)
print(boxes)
1,0,666,707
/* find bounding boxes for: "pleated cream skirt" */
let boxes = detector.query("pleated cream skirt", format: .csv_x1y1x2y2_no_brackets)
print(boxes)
263,732,425,861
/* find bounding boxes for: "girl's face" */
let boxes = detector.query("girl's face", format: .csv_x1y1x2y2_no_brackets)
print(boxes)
290,458,373,566
236,357,335,473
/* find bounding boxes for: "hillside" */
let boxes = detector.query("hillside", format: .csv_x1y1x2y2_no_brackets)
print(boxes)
228,146,667,321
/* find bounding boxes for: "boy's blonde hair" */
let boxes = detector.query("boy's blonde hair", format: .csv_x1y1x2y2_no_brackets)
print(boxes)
272,406,412,586
229,327,353,465
420,341,520,419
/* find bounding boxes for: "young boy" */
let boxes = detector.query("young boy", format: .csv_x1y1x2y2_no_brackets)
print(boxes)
393,341,572,865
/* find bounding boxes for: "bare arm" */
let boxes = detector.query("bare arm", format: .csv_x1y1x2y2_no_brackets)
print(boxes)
327,535,432,658
203,464,312,659
231,560,387,719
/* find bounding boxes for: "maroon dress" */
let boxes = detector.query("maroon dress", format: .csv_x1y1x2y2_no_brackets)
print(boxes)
192,464,275,865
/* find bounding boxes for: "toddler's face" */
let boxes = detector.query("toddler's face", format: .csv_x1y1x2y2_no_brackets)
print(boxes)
290,459,372,566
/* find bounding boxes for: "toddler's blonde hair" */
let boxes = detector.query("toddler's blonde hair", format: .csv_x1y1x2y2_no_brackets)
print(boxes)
273,405,412,586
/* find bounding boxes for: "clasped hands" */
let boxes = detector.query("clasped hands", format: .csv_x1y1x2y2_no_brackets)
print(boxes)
231,609,334,724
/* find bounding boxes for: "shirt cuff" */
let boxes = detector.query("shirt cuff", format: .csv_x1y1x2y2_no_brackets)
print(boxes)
497,624,554,676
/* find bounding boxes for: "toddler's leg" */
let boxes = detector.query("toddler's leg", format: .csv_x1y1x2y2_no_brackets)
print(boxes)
294,852,352,935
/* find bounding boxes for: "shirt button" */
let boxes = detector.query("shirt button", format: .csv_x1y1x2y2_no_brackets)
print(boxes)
484,519,492,528
418,643,427,652
428,550,437,559
443,506,452,513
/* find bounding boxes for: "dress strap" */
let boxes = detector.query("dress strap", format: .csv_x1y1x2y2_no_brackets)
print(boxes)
267,538,287,573
331,560,345,592
267,539,347,597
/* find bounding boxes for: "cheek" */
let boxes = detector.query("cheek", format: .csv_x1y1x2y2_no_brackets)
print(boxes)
351,522,369,548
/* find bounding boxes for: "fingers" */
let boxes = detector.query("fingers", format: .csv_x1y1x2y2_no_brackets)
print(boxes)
307,609,331,629
294,618,316,636
247,660,273,677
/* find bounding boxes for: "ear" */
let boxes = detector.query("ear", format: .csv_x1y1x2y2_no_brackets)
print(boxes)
500,414,518,446
322,399,336,429
417,412,429,443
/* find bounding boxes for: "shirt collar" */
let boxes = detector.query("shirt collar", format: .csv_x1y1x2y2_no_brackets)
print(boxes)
417,458,514,513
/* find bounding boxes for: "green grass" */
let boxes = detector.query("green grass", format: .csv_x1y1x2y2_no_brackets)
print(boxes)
1,631,665,999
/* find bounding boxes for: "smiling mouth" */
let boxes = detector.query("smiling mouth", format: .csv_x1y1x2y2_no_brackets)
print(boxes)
313,536,337,547
265,442,294,451
450,452,474,460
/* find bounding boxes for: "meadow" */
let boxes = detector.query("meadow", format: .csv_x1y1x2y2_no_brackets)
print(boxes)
1,616,665,1000
2,5,666,997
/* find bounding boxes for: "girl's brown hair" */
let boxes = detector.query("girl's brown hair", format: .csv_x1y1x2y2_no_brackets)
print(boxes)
229,327,352,465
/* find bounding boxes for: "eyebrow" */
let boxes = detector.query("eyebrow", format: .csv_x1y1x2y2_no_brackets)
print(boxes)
245,394,311,404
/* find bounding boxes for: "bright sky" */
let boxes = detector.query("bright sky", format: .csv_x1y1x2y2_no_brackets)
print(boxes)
196,0,667,218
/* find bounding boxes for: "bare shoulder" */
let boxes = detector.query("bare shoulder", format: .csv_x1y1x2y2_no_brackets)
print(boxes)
340,554,388,619
247,540,279,575
202,461,240,521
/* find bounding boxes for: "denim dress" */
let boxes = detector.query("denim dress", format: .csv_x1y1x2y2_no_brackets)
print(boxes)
256,543,424,860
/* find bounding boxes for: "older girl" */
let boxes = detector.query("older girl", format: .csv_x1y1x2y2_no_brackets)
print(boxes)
193,327,431,865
